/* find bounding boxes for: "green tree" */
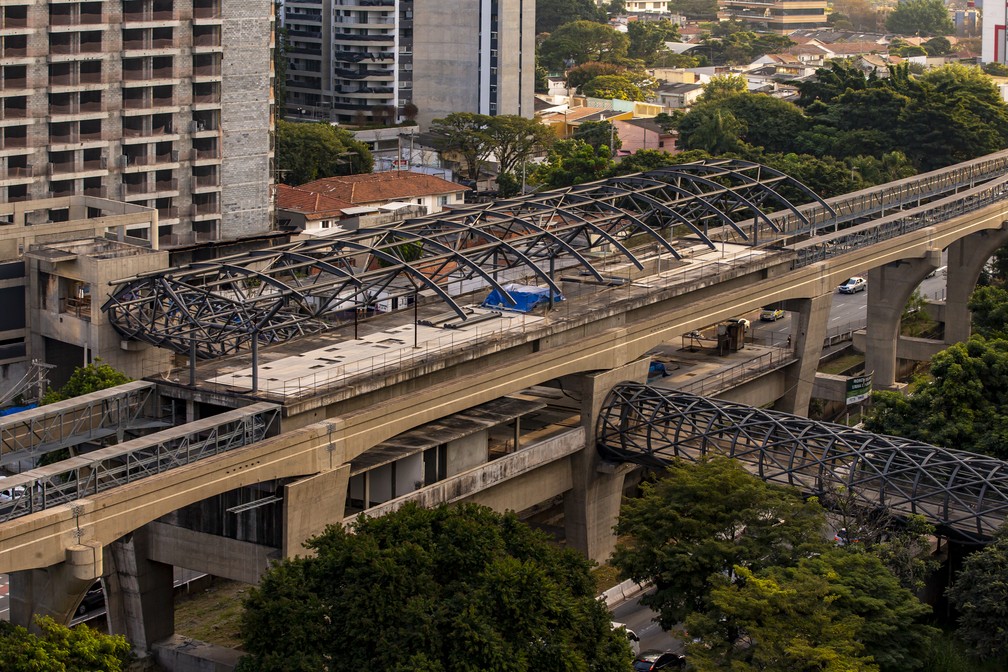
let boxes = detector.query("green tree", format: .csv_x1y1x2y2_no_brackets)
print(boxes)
0,617,131,672
535,0,607,34
573,120,621,154
969,285,1008,339
538,21,630,70
983,62,1008,77
611,149,689,175
885,0,954,36
530,139,615,188
275,119,373,185
428,112,495,182
606,0,627,13
687,550,936,672
678,107,746,154
485,115,556,177
627,19,681,64
237,503,632,672
685,564,877,672
947,524,1008,661
566,61,628,90
42,360,131,405
696,73,747,103
581,74,649,101
863,336,1008,459
922,36,952,56
611,458,827,630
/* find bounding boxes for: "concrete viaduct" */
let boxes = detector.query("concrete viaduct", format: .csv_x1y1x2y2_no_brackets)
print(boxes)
3,153,1008,657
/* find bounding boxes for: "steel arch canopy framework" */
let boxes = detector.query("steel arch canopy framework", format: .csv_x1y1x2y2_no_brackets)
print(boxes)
103,159,829,357
597,384,1008,544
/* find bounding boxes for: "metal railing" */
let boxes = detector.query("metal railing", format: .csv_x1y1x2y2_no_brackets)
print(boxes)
0,402,279,523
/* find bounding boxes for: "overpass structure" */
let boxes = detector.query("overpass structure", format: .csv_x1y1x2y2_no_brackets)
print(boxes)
5,151,1008,656
597,383,1008,544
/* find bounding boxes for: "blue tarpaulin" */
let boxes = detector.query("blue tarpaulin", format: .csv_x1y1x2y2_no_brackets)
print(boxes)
482,284,564,313
0,403,37,417
648,362,669,378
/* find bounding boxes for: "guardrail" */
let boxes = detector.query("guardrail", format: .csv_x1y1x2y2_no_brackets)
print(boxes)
0,402,279,523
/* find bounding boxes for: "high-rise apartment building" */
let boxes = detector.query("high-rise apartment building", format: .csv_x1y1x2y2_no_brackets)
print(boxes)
282,0,534,128
0,0,274,244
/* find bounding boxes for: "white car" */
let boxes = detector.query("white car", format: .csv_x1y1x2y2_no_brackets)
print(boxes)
837,276,867,294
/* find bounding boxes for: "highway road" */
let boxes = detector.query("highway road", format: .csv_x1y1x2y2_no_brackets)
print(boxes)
610,589,684,656
749,272,948,346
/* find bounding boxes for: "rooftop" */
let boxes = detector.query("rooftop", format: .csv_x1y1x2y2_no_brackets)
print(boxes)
297,171,468,205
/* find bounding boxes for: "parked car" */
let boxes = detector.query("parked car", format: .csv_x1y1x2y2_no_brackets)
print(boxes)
760,306,785,321
837,276,867,294
76,581,105,616
0,475,26,502
612,621,641,656
633,649,686,671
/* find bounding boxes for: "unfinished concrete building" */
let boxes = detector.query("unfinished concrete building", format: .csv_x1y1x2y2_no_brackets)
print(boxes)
0,0,274,245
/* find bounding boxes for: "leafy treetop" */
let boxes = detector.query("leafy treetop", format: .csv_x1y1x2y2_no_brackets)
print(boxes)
0,617,131,672
275,119,373,186
947,523,1008,661
42,360,131,405
237,502,632,672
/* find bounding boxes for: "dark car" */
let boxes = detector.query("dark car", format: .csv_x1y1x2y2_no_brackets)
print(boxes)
633,649,686,671
76,581,105,616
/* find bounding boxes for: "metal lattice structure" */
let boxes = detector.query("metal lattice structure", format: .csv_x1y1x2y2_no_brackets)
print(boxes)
597,384,1008,543
0,381,161,468
0,402,279,523
103,160,830,357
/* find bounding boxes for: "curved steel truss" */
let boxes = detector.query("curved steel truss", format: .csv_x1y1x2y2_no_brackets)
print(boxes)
103,160,829,357
597,384,1008,543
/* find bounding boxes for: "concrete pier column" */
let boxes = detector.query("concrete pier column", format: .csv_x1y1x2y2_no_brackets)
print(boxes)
9,540,103,628
773,294,832,416
866,253,940,390
104,527,174,655
282,464,350,558
562,358,650,564
944,225,1008,345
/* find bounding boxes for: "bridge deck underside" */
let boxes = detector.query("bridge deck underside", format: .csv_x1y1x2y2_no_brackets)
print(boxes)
597,384,1008,543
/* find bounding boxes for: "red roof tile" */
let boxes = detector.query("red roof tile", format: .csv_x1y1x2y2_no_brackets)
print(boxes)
275,184,353,221
297,171,468,205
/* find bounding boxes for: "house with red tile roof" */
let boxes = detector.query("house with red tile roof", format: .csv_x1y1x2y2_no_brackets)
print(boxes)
297,171,468,216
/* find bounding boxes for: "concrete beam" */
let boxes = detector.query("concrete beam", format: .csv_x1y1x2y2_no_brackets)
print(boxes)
774,294,832,415
146,521,279,585
945,223,1008,344
283,464,350,559
104,527,174,655
563,359,650,563
9,540,103,628
866,252,941,389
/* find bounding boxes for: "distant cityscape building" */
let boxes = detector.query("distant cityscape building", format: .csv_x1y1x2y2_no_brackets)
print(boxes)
983,0,1006,63
281,0,534,128
0,0,275,244
717,0,828,34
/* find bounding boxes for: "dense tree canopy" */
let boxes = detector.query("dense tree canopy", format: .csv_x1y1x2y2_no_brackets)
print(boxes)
237,503,631,672
885,0,954,36
626,19,681,64
538,21,630,70
686,551,936,672
430,113,554,182
42,360,130,405
667,0,718,20
863,336,1008,459
947,524,1008,660
275,119,373,185
581,74,649,101
611,458,826,629
530,139,615,188
0,617,131,672
573,121,621,153
535,0,607,34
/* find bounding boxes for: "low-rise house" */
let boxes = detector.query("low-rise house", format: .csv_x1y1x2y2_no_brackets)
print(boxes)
297,171,468,217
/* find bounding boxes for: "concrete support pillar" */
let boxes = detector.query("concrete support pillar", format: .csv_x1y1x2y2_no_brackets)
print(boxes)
562,358,650,564
944,224,1008,345
866,253,940,390
9,540,103,628
773,294,832,416
282,465,350,558
104,527,175,656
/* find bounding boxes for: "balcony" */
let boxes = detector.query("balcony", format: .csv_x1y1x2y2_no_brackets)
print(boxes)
60,295,92,322
191,173,219,190
1,36,28,59
193,0,221,20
